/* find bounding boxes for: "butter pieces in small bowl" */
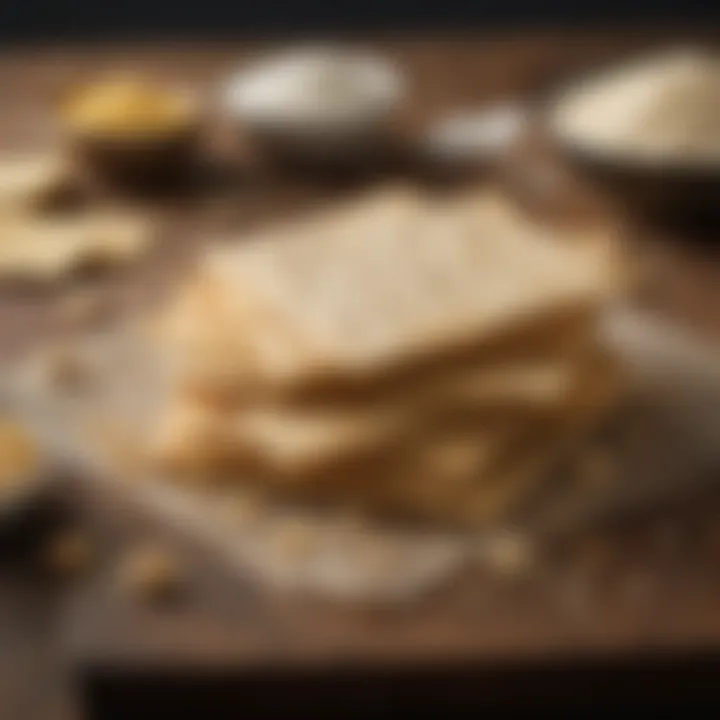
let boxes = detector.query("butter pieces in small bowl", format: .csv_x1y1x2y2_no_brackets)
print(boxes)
59,76,201,187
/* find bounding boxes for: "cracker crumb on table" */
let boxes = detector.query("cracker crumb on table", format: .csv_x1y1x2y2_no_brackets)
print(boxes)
117,543,184,602
357,537,403,575
56,290,109,329
0,153,84,215
215,493,264,528
478,530,533,576
576,446,616,491
41,346,89,391
44,530,93,576
28,167,87,215
269,518,318,561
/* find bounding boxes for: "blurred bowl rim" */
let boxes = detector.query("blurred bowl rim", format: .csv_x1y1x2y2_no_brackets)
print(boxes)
60,86,203,149
64,116,201,150
219,45,406,136
543,44,720,176
553,133,720,181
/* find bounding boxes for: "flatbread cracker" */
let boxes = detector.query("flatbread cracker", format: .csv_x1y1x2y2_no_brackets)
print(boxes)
153,344,619,482
158,189,616,397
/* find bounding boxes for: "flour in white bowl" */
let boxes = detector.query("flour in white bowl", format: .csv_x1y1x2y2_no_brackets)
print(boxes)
223,46,405,135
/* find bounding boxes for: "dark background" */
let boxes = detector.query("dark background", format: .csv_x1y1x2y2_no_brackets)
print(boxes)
1,0,719,42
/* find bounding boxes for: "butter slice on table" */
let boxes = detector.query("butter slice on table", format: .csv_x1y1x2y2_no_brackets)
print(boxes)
62,77,195,137
0,153,154,280
0,213,152,280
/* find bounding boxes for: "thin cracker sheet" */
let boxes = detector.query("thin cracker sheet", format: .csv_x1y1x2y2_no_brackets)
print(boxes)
160,190,616,399
152,349,611,481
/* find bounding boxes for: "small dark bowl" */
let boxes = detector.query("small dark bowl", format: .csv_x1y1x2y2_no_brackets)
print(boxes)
243,120,407,179
543,46,720,235
68,122,202,192
556,140,720,234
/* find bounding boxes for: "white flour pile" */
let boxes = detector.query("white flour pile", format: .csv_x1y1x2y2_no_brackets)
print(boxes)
553,48,720,163
225,47,403,132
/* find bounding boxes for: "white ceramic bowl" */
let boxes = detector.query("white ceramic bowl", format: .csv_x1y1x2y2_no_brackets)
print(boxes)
423,103,529,166
221,46,406,163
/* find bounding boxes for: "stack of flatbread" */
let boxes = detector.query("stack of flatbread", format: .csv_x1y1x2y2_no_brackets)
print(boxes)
149,188,621,525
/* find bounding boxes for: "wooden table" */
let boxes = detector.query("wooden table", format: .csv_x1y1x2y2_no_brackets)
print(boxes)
3,31,720,719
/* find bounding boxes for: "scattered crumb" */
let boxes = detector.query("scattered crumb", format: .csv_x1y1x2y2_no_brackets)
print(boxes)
479,530,533,576
0,153,84,215
0,420,41,491
269,518,317,561
330,509,367,533
43,529,92,576
117,544,183,602
29,169,86,215
216,493,264,527
425,435,488,482
576,447,616,491
557,571,594,620
619,571,654,607
41,346,89,391
651,520,687,555
572,536,615,575
68,215,155,277
87,422,150,479
0,154,154,283
116,451,154,479
356,537,403,575
56,290,109,329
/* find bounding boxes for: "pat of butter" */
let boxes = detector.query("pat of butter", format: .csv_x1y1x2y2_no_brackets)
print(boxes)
62,78,194,136
0,420,40,489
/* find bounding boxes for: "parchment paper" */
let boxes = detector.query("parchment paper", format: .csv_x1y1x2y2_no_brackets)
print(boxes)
5,306,720,601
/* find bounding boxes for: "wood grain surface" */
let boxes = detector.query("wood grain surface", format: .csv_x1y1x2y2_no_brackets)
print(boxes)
2,31,720,719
